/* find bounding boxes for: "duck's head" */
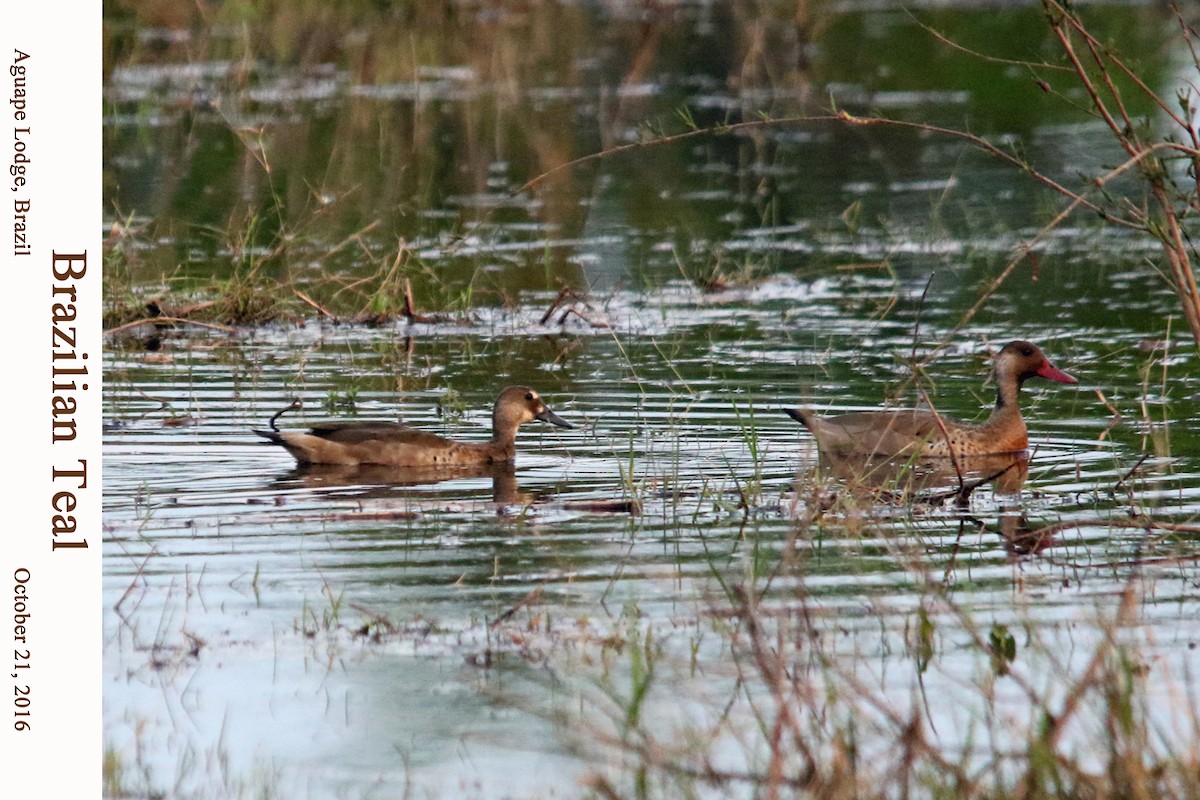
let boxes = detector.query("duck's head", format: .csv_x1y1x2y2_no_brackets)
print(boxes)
493,386,573,435
997,340,1077,386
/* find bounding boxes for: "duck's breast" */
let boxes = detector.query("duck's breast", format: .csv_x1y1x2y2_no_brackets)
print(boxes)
358,429,491,467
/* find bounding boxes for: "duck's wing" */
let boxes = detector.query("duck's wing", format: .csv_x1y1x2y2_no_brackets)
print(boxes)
806,411,944,456
305,420,415,445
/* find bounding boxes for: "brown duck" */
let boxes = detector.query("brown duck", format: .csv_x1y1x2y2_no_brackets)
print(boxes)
784,340,1077,458
255,386,572,467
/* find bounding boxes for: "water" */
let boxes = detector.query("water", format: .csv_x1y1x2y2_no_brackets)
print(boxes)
103,2,1200,797
103,291,1200,796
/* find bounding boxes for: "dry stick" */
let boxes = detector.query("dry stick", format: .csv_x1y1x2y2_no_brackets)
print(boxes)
1158,207,1200,343
833,112,1146,229
559,305,611,329
1028,517,1200,539
1048,6,1135,158
916,386,967,494
1094,388,1121,419
1173,1,1200,188
401,278,432,323
296,509,420,524
539,285,571,325
104,316,237,336
500,82,1180,344
1142,180,1200,341
1061,11,1199,240
733,585,819,792
516,113,1140,229
489,587,545,628
293,289,336,319
1080,31,1186,338
836,114,1164,346
1081,26,1140,143
1051,0,1193,132
172,299,218,317
1042,581,1139,752
347,603,399,635
909,272,935,369
923,460,1023,506
1111,452,1152,497
331,272,379,300
1049,4,1200,342
1175,1,1200,59
135,388,176,409
907,10,1074,72
113,548,157,617
950,140,1171,336
905,330,1033,496
315,219,381,263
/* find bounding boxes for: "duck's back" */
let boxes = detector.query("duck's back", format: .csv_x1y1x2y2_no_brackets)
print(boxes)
259,421,493,467
796,409,944,457
791,407,1030,458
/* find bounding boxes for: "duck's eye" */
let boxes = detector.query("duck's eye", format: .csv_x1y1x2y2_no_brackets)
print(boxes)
525,392,534,401
1021,347,1034,357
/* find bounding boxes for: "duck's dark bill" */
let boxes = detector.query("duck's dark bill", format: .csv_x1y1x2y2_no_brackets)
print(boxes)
782,408,806,424
536,408,573,429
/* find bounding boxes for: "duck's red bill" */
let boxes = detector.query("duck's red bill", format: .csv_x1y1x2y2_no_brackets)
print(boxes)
1037,360,1077,384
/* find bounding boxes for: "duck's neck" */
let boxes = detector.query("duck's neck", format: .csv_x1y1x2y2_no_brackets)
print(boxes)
491,423,519,454
981,373,1028,450
993,371,1023,413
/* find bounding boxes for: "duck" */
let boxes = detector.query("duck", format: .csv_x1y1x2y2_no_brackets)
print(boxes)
784,340,1077,458
255,385,572,467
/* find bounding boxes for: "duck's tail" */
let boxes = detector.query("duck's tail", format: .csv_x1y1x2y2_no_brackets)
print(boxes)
253,429,285,445
252,427,313,465
252,400,303,444
255,398,304,448
265,399,302,431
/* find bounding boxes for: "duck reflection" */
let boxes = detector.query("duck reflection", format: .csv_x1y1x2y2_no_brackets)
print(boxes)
804,449,1060,555
994,509,1057,556
271,461,531,505
812,450,1029,505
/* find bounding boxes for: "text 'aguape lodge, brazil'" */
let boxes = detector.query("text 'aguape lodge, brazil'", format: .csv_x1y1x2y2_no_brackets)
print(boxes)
12,48,94,551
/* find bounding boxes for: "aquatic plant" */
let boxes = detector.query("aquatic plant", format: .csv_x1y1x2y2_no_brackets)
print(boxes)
549,520,1200,800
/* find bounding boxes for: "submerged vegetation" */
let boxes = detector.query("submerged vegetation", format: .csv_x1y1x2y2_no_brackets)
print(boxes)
103,1,1200,799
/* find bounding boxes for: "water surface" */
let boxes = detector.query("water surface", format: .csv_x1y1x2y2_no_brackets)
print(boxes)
103,2,1200,797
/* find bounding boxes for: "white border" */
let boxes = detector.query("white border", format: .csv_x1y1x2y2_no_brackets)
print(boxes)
2,2,101,794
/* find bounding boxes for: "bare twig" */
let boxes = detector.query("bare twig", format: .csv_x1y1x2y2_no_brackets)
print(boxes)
1111,453,1152,497
293,289,336,319
540,285,572,325
490,587,545,628
402,277,433,323
105,316,237,336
